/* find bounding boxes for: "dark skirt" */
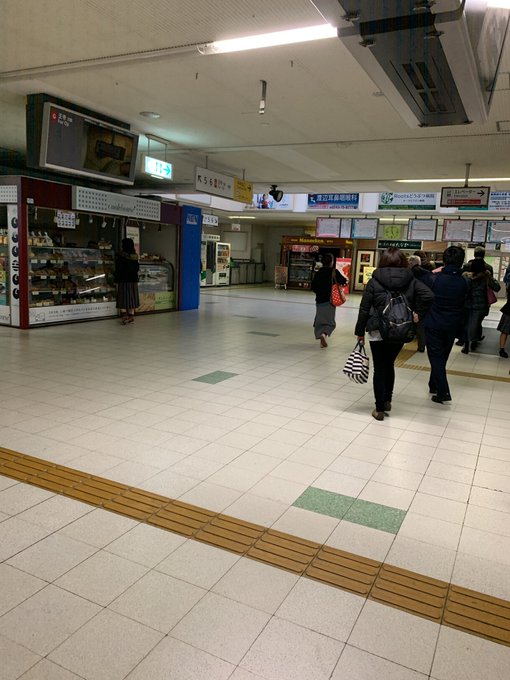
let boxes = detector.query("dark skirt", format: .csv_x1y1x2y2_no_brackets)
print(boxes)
313,302,336,339
497,313,510,335
116,282,139,309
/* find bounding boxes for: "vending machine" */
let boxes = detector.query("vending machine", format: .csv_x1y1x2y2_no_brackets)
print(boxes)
200,234,220,287
214,242,231,286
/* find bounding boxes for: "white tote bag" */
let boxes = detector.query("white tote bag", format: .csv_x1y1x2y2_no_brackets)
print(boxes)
343,342,370,384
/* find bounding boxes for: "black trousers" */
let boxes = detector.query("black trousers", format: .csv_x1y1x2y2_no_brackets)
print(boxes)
369,341,404,411
425,327,456,398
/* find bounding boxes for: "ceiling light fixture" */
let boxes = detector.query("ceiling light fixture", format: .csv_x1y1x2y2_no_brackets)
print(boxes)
397,177,510,183
197,24,337,55
487,1,510,8
228,215,256,219
139,111,161,119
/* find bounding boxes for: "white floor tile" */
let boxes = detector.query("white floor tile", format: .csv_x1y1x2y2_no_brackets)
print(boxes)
327,456,378,479
104,522,186,567
276,577,364,641
125,637,234,680
0,564,46,617
452,551,510,601
358,481,415,510
0,584,100,655
327,521,394,562
55,550,147,606
385,536,456,582
59,508,139,548
109,570,206,633
178,481,243,512
7,532,96,582
241,617,343,680
212,557,298,613
171,592,270,664
0,484,53,515
397,513,462,551
371,466,423,491
17,495,92,531
458,526,510,567
408,493,466,524
0,633,40,680
418,476,471,503
248,476,307,505
332,645,428,679
48,608,163,680
312,471,366,497
431,626,510,680
272,505,339,543
348,600,439,674
18,658,84,679
0,517,51,562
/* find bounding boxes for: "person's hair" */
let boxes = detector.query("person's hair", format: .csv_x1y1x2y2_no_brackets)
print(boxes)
378,247,408,268
413,250,427,260
474,246,486,258
121,237,136,254
407,255,421,268
442,245,465,268
470,257,486,274
322,253,334,268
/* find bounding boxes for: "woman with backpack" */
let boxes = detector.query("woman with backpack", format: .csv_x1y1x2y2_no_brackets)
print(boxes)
355,247,433,421
311,253,347,348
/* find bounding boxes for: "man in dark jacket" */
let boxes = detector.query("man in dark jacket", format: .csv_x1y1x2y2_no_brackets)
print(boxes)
464,246,494,276
421,246,470,404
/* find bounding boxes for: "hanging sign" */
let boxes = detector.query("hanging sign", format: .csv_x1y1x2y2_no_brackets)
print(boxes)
195,167,253,203
144,156,173,179
440,186,490,208
307,193,359,210
378,240,422,250
202,214,219,226
55,210,76,229
378,192,437,210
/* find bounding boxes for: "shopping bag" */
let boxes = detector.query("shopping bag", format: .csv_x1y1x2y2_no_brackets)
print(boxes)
343,342,370,384
487,286,498,305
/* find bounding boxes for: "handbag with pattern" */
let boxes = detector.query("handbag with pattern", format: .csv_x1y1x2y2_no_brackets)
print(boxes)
331,271,347,307
343,341,370,384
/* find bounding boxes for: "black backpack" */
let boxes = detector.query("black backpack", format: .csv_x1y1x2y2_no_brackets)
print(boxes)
379,288,416,343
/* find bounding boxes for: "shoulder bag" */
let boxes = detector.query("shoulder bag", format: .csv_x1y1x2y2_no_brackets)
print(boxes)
331,270,347,307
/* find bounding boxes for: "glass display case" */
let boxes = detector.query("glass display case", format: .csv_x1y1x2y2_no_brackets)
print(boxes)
138,255,175,312
288,251,315,289
28,245,117,325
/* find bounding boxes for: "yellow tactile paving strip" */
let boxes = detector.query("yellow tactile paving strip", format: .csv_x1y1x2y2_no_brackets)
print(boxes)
1,446,510,648
395,347,510,382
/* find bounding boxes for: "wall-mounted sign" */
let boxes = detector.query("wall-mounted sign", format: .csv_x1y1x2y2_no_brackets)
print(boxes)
383,224,402,240
440,186,490,208
0,186,17,203
72,186,161,221
408,219,437,241
352,218,378,239
443,219,474,242
316,217,340,238
472,220,488,241
202,214,219,226
488,221,510,242
195,167,253,204
378,240,422,250
144,156,173,180
308,193,359,210
55,210,76,229
378,192,437,210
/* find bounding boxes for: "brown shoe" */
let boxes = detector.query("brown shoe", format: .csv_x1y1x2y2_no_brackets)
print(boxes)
383,401,392,412
372,409,384,421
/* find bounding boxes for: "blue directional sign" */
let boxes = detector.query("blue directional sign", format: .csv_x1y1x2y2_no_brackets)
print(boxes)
144,156,173,179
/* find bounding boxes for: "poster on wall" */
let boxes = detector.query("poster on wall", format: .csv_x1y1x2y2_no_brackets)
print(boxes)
336,257,352,285
472,220,488,242
316,217,340,238
378,192,437,210
307,193,359,210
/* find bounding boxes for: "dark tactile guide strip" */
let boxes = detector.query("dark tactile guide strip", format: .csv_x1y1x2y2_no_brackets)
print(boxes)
1,447,509,648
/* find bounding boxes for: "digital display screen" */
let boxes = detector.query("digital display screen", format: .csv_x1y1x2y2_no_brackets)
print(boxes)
39,102,138,185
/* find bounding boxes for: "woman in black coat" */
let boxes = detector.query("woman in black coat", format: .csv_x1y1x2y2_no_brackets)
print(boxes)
311,253,347,348
115,237,140,324
355,247,433,421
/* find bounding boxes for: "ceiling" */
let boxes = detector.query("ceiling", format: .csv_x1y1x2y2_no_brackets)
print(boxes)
2,0,510,223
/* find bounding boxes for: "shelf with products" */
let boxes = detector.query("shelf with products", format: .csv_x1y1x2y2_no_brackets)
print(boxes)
28,246,116,309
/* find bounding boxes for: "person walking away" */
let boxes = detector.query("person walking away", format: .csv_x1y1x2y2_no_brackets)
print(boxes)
420,246,470,404
311,252,347,348
115,237,140,324
461,258,500,353
497,299,510,358
464,245,494,276
413,250,434,272
408,255,428,352
355,247,433,420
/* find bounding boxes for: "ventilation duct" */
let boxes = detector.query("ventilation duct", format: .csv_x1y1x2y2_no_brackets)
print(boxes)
312,0,509,127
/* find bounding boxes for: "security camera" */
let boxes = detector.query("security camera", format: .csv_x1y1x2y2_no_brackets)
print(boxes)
269,185,284,202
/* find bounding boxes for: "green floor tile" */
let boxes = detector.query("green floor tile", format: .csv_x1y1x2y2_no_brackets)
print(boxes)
193,371,238,384
293,487,356,520
344,498,406,534
248,331,280,337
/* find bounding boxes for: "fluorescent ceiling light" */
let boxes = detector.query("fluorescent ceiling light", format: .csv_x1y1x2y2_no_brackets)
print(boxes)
379,217,409,222
487,1,510,8
228,215,256,219
198,25,337,55
397,177,510,183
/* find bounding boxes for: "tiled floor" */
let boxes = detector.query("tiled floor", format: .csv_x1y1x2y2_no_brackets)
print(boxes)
1,285,510,678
